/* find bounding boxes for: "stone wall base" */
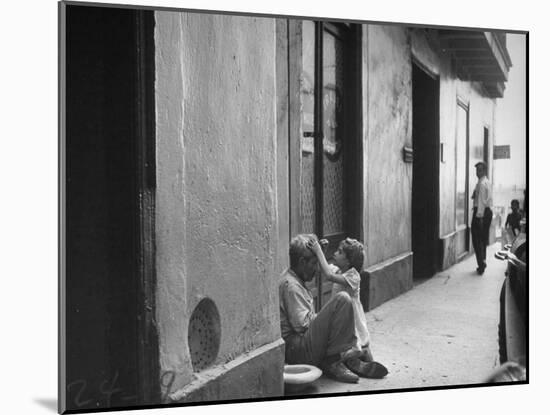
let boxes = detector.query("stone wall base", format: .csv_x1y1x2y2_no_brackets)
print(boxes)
361,252,413,311
439,228,471,270
169,339,285,404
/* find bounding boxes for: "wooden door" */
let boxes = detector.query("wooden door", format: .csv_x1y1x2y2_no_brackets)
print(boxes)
289,20,361,310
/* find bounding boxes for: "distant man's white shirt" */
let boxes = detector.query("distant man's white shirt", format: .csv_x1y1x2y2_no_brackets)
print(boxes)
474,176,492,217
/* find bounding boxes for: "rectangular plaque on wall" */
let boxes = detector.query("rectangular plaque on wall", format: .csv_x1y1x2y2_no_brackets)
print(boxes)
494,145,511,159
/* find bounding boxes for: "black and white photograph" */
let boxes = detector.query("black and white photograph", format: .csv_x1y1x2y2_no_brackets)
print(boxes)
2,0,545,414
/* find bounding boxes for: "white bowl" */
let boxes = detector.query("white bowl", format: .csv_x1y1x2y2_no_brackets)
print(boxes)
283,364,323,392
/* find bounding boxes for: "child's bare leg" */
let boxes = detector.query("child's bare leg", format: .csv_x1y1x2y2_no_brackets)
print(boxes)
360,345,374,362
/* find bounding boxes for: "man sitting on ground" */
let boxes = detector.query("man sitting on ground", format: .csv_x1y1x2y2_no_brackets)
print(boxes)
279,234,362,383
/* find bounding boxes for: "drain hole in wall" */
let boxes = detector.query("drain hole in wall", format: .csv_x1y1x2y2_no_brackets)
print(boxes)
188,298,221,372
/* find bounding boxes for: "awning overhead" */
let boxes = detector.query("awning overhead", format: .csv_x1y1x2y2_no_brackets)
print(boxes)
438,30,512,98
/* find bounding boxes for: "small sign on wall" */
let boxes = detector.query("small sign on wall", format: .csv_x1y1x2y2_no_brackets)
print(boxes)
493,145,511,160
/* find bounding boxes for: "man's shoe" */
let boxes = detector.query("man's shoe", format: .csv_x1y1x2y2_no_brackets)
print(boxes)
322,361,359,383
346,358,388,379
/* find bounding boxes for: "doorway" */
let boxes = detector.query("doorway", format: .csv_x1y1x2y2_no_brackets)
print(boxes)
63,5,158,411
289,21,362,309
483,126,490,177
412,62,440,281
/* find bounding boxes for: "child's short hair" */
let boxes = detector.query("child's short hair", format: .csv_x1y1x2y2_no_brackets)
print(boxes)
340,237,365,272
511,199,519,207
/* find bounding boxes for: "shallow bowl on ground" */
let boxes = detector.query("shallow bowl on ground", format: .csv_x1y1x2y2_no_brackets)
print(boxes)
283,364,323,392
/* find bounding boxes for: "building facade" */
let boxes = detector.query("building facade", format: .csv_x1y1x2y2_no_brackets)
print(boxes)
153,12,511,404
62,4,511,411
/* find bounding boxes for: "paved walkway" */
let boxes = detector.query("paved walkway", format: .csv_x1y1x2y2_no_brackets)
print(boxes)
288,243,507,396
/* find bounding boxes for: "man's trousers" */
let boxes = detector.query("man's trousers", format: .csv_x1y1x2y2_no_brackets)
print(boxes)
471,207,493,270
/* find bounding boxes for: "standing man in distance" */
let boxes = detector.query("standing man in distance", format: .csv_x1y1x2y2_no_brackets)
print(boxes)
471,161,493,275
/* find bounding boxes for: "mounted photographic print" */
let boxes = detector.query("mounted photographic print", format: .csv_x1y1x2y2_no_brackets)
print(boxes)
59,0,528,413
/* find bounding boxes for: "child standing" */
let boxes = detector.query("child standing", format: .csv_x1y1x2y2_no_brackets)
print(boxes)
308,237,388,378
505,199,522,244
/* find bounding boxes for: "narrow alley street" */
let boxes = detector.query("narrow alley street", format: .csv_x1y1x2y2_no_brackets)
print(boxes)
291,243,507,395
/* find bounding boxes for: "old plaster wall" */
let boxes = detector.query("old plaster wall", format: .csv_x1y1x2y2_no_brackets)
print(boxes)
154,11,280,392
363,24,413,267
462,84,496,227
438,57,459,237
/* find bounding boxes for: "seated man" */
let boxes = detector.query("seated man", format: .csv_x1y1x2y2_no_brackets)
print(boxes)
279,234,361,383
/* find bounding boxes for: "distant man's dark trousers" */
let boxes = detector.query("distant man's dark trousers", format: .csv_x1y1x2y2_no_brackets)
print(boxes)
471,207,493,270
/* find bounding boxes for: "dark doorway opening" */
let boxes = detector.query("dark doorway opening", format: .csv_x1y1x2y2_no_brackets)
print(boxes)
412,63,440,282
63,5,158,411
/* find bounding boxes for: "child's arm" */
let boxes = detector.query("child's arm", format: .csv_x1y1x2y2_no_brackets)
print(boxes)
308,240,348,286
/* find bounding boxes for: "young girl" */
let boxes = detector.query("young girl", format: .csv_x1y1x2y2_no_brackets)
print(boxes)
309,237,388,378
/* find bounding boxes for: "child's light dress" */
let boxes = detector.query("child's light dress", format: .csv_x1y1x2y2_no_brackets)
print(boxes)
330,264,370,349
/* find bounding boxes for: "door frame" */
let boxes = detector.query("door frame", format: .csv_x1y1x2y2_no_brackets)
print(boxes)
59,5,159,411
288,20,362,309
134,9,160,405
411,60,441,278
456,97,471,255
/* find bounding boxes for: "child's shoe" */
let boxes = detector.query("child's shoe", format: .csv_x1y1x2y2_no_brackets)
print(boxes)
346,358,388,379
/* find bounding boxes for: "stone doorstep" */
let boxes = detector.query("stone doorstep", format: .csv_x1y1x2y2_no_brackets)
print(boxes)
361,252,414,311
169,338,285,403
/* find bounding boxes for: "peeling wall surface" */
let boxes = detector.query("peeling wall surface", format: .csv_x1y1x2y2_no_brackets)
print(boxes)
154,11,280,392
364,25,413,267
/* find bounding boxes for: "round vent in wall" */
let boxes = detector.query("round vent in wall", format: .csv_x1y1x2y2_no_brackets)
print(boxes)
188,298,221,372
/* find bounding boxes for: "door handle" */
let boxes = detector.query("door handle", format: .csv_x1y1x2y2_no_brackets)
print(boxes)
303,131,324,139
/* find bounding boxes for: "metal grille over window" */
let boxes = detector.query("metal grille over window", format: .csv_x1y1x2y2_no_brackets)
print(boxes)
322,29,345,235
188,298,221,372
